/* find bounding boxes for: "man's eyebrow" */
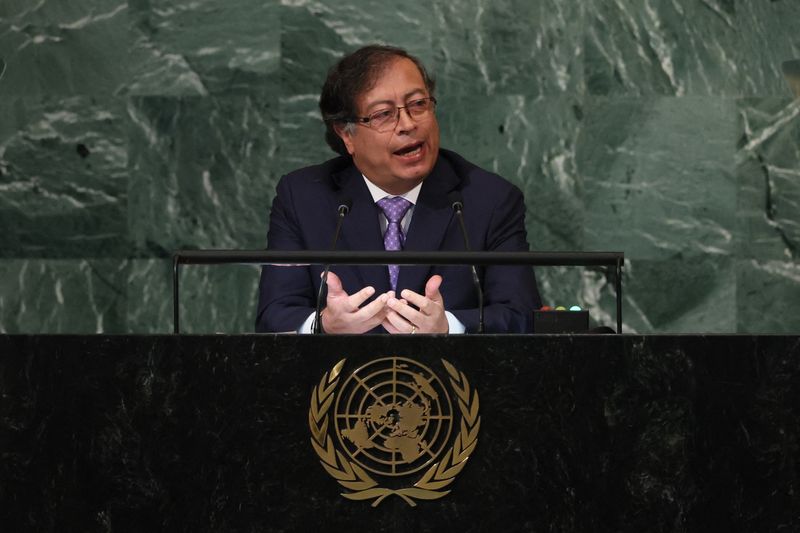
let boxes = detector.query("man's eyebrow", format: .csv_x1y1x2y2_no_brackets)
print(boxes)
363,89,427,110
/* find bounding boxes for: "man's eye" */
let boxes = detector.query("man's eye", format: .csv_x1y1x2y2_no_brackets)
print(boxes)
371,110,394,122
408,99,427,108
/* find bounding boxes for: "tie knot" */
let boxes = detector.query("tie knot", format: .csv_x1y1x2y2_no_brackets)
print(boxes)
376,196,412,223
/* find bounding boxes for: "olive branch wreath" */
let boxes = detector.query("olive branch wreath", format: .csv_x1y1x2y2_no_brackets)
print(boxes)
308,358,480,507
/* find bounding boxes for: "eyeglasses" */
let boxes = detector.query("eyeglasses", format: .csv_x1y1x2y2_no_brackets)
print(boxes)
350,97,437,133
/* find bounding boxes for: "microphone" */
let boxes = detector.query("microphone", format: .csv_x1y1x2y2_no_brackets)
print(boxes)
448,191,484,334
313,197,352,334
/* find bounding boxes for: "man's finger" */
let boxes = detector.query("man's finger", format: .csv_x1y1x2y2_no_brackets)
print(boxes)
381,317,402,334
383,308,412,332
325,271,347,298
354,293,389,321
387,297,423,324
424,274,444,304
348,285,377,308
399,288,426,310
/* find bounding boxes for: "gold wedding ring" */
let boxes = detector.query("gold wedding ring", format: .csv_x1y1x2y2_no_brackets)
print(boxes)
410,326,417,335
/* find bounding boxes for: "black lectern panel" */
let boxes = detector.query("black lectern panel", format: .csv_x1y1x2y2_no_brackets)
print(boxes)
1,335,798,532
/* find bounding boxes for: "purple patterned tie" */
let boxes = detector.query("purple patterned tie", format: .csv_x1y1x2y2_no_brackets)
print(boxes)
376,196,413,291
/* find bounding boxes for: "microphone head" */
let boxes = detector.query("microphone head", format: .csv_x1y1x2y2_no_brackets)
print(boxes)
447,191,464,212
337,196,352,215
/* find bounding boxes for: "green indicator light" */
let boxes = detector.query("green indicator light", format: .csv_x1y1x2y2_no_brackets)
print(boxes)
569,305,582,311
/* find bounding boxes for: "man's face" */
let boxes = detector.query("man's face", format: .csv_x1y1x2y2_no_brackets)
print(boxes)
337,57,440,195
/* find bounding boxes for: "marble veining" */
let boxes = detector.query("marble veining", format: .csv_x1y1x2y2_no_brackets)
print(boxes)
1,0,799,333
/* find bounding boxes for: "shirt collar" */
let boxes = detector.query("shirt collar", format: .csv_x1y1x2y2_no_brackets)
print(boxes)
362,175,422,205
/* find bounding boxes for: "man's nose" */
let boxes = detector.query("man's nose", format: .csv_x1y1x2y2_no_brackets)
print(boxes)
395,106,416,132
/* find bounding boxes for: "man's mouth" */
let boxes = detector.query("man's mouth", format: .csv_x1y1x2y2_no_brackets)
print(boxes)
393,142,424,157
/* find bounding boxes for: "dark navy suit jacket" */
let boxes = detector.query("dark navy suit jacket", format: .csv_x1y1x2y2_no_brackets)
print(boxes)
255,149,541,333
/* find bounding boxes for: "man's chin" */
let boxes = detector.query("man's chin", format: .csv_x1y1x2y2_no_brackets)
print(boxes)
391,156,437,182
395,167,431,184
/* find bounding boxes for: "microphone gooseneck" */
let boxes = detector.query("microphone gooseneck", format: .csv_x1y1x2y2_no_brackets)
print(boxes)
448,191,484,334
313,197,352,334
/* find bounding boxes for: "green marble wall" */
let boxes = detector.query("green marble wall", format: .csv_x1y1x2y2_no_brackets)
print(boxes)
1,0,798,334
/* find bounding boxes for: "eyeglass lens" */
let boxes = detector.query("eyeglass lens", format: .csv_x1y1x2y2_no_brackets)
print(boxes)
370,99,435,132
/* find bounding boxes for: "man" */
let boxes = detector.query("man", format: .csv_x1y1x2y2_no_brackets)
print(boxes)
256,45,540,334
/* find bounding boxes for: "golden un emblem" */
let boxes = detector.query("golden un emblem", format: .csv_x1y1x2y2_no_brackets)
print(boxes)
309,357,480,507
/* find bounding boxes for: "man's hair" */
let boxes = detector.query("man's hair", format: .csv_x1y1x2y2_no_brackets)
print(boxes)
319,45,436,156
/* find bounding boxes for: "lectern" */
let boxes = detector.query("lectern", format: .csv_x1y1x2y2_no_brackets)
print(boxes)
2,334,798,532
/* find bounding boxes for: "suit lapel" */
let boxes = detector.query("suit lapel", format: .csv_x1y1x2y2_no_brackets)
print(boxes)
332,164,391,294
398,156,461,293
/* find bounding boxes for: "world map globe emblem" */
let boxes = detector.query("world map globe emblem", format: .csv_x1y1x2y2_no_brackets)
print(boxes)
334,357,454,477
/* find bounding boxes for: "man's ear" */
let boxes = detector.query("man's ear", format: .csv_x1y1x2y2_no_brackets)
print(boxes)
334,124,356,156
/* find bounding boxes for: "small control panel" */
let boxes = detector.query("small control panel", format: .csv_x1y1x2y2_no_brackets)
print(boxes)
533,305,589,333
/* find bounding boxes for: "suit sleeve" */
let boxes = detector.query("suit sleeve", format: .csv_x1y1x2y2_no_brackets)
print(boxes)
449,184,541,333
255,176,319,332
